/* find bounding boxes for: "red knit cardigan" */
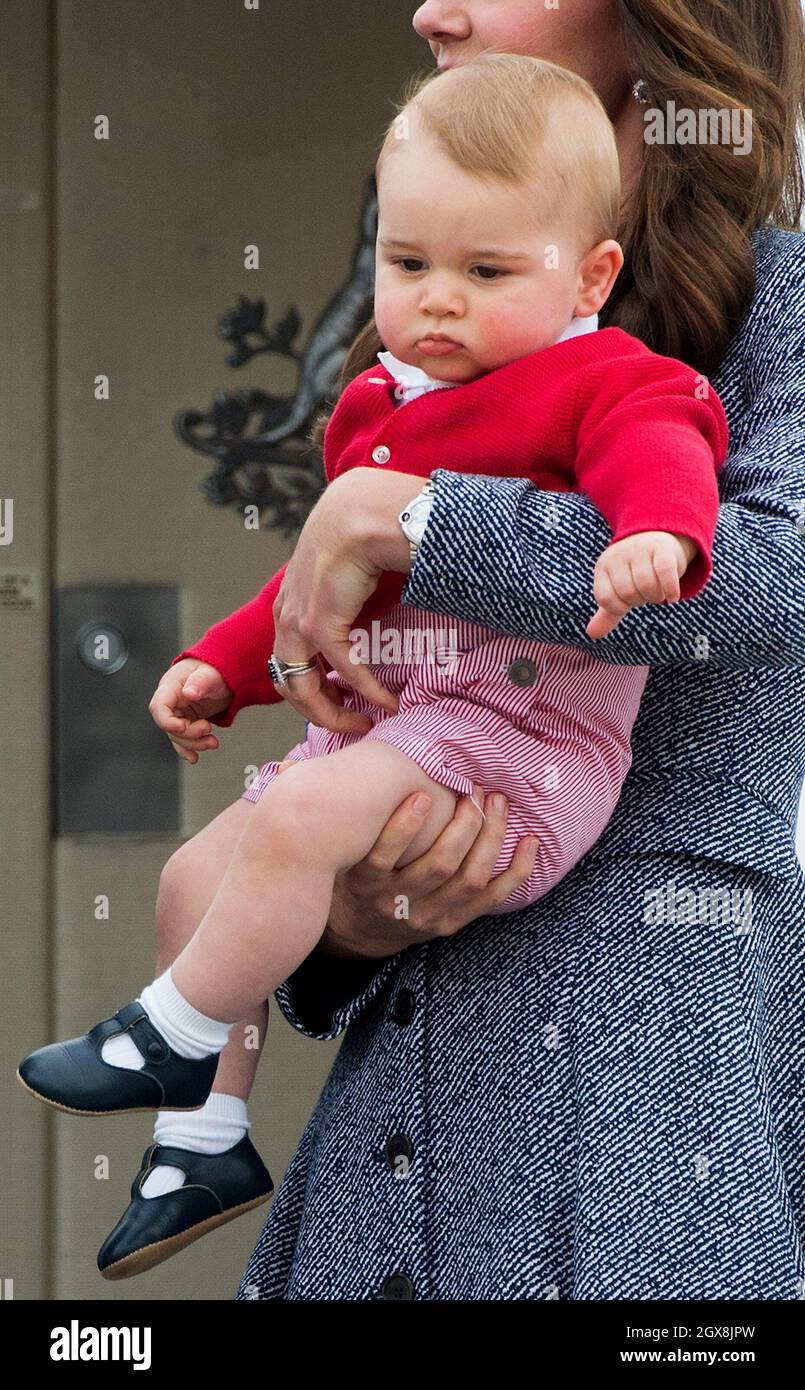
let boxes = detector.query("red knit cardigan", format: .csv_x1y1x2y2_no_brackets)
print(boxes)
173,326,729,726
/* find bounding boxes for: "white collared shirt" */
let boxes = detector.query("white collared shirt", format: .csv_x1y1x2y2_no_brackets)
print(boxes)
376,313,599,404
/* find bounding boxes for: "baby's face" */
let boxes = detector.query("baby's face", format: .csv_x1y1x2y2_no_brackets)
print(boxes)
374,123,593,383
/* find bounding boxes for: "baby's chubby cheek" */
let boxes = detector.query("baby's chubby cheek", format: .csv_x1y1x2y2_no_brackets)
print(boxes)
472,302,558,369
373,285,411,354
375,305,403,358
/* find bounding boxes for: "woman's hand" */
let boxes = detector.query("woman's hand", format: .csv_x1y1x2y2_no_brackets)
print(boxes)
270,467,428,735
277,761,540,959
149,658,233,763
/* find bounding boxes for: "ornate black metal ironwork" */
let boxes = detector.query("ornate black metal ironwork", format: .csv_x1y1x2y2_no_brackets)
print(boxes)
173,173,378,538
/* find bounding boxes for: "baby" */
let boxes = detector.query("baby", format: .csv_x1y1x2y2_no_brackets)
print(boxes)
17,55,728,1278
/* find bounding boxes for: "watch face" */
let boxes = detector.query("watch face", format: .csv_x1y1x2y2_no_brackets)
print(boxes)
401,496,430,543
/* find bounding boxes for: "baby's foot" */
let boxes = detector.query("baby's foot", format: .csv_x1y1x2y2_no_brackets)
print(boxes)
16,1002,219,1115
97,1136,274,1279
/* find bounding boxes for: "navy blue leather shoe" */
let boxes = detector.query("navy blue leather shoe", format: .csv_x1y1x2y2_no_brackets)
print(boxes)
16,1001,219,1115
97,1135,274,1279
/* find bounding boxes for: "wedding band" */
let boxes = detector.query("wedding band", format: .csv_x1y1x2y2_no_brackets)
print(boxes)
267,653,319,688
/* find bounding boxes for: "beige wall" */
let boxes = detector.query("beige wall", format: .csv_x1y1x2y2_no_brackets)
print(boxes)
1,0,424,1300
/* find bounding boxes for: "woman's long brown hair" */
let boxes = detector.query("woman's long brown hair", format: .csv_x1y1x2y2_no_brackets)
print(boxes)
311,0,805,450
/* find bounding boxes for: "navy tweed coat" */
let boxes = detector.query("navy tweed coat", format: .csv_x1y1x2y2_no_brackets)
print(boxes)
235,225,805,1301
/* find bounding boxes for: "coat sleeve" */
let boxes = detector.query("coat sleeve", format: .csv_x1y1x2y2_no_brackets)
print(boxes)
401,241,805,671
273,946,409,1041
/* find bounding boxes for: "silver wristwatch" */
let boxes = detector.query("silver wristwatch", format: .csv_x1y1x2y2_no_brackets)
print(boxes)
398,479,436,564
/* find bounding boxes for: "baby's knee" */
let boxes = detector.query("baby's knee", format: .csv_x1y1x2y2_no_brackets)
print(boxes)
246,760,328,843
158,839,196,904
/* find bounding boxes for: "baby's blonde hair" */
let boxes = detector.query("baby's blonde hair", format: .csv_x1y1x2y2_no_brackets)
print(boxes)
376,53,621,250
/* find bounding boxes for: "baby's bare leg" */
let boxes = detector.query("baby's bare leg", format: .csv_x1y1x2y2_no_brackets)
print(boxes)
154,796,265,1101
170,742,461,1022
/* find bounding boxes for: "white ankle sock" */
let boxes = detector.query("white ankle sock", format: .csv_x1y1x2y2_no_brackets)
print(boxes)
140,1092,251,1199
100,966,233,1070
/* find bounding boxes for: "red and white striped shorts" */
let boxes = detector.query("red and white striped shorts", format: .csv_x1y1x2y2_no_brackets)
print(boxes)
241,603,648,913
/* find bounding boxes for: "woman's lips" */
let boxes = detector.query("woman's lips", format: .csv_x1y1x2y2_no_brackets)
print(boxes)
417,337,462,356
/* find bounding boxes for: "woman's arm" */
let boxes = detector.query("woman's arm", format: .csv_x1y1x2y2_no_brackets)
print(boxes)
401,467,804,669
401,245,805,670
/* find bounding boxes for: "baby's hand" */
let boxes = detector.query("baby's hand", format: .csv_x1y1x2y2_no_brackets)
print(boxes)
586,531,698,640
149,658,233,763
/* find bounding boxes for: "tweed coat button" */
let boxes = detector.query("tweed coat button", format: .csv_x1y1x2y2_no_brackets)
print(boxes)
507,657,539,686
389,988,416,1025
372,445,391,464
146,1041,164,1059
384,1132,414,1171
381,1273,415,1300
